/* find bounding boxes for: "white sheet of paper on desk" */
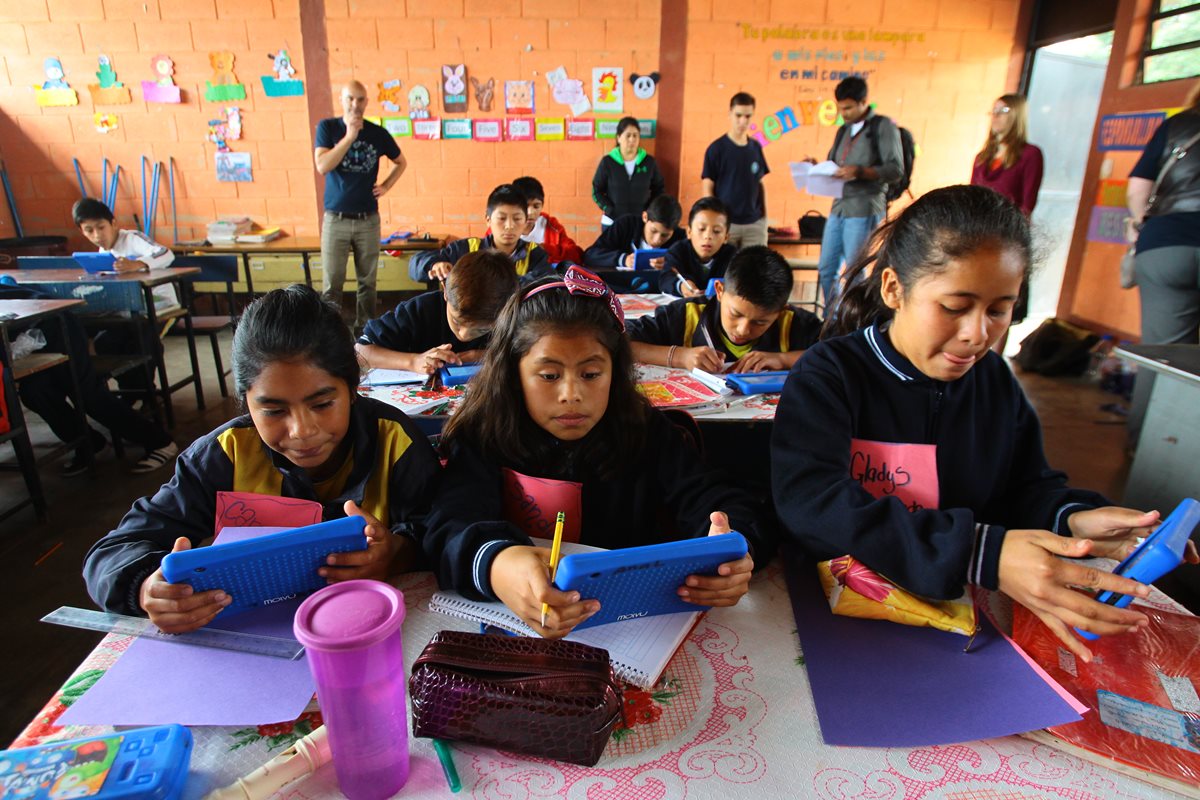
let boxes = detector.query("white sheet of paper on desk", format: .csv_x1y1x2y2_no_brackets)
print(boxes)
361,367,426,386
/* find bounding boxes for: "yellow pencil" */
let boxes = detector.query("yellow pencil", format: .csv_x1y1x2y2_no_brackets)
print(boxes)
541,511,566,628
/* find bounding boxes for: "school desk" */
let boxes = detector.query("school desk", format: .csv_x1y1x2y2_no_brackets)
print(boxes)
4,267,201,428
1117,344,1200,513
0,298,88,521
12,562,1192,800
172,236,443,295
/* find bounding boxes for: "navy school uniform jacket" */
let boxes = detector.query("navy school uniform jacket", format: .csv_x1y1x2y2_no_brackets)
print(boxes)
627,297,821,359
770,323,1107,600
83,396,441,615
660,240,737,296
408,235,552,284
422,408,777,601
582,213,686,269
357,290,489,355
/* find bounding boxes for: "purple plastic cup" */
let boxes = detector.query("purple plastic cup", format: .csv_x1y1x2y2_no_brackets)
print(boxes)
294,580,409,800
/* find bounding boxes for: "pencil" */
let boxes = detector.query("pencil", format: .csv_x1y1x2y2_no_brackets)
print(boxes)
541,511,566,628
432,739,461,793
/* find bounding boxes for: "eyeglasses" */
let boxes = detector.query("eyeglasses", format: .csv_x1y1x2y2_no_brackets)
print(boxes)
989,106,1012,116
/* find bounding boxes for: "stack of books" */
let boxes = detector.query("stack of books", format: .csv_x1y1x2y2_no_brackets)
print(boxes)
206,217,253,244
236,227,282,244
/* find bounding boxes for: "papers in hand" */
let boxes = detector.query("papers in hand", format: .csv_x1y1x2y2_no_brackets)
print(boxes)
790,160,844,198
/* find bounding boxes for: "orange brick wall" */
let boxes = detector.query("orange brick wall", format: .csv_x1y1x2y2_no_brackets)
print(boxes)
0,0,1017,250
679,0,1023,231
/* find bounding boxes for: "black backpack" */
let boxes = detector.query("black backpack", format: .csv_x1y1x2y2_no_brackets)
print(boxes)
830,114,915,204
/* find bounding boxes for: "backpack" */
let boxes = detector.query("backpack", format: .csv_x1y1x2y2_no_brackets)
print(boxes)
831,113,916,204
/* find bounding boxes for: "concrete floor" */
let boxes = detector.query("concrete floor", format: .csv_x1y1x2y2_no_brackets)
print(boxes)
0,329,1190,745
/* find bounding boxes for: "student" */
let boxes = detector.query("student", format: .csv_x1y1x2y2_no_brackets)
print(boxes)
628,246,821,373
702,92,769,249
512,176,585,264
83,285,441,632
422,266,773,637
356,250,519,374
409,184,552,284
661,197,736,297
0,280,177,474
770,185,1196,661
582,194,686,270
74,198,177,396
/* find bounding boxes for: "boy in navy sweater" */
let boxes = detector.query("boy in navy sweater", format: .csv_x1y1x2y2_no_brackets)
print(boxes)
629,246,820,372
410,184,552,284
583,194,685,270
661,197,736,297
358,250,518,374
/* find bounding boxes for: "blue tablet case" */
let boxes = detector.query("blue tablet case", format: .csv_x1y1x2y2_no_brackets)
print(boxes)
438,363,481,387
553,532,748,630
0,724,192,800
725,370,789,395
72,252,118,273
633,248,668,270
1078,497,1199,640
161,517,367,616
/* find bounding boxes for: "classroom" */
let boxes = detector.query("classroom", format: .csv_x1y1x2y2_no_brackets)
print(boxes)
1,0,1199,798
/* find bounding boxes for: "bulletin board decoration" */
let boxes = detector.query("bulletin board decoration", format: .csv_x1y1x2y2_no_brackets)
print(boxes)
94,113,119,134
379,79,404,113
216,152,252,182
566,119,595,140
412,117,442,140
1096,179,1128,207
442,64,468,113
505,117,534,141
142,54,181,104
505,80,534,115
638,119,657,139
630,72,660,100
471,77,495,112
592,67,623,114
261,49,304,97
535,118,566,141
208,107,243,152
442,118,472,139
596,118,621,138
1096,112,1166,152
546,66,590,116
473,119,502,142
88,54,132,105
409,85,431,119
205,51,246,102
382,117,412,138
34,57,78,106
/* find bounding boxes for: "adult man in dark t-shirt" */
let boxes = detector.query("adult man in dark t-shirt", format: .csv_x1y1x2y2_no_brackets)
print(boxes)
701,92,770,249
314,80,407,331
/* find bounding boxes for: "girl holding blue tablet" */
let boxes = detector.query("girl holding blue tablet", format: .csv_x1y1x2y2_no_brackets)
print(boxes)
424,266,772,637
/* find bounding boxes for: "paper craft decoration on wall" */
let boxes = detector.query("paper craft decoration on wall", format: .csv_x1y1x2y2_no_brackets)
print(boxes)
441,64,468,113
630,71,660,100
473,119,502,142
94,113,119,134
89,54,132,104
546,66,590,116
34,57,78,106
534,118,565,141
382,117,412,137
408,85,431,119
596,118,620,138
442,118,472,139
592,67,623,113
261,50,304,97
638,119,657,139
505,80,534,115
566,119,595,140
470,77,495,112
142,54,181,104
505,117,534,141
205,51,246,102
378,79,403,113
208,107,242,152
412,118,441,139
216,152,252,182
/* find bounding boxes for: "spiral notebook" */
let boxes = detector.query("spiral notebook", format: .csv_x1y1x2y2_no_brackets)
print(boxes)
428,541,701,688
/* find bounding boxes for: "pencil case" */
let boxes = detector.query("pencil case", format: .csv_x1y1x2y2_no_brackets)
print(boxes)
0,724,192,800
409,630,623,766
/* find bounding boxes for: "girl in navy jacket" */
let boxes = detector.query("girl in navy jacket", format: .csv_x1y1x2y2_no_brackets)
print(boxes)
771,185,1196,662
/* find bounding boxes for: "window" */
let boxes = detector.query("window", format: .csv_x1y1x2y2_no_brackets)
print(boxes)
1140,0,1200,83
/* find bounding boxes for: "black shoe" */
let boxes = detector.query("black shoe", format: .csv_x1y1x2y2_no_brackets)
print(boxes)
62,440,109,477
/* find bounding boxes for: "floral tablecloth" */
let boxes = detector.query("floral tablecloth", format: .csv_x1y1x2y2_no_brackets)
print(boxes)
14,565,1189,800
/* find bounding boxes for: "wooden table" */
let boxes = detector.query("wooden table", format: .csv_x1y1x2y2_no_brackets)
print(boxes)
172,235,443,295
0,298,88,521
4,268,201,428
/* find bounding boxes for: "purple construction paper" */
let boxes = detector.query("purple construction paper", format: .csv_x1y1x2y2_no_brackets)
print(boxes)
59,526,315,726
786,559,1083,747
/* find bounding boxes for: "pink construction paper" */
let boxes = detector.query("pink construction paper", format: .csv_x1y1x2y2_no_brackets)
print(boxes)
849,438,939,512
59,527,316,727
501,468,583,543
214,491,322,535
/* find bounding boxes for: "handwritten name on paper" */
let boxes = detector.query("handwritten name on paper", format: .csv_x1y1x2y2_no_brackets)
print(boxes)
849,439,939,511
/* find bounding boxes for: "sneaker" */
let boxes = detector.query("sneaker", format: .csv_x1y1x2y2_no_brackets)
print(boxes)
131,441,179,474
62,439,109,477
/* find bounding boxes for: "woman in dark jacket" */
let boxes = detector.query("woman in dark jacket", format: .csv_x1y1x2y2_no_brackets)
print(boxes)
591,116,665,227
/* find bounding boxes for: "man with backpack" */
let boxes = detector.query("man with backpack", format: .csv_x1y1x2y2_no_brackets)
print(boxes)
809,76,905,309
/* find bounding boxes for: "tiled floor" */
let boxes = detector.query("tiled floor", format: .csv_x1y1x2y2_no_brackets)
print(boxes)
0,330,1191,746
